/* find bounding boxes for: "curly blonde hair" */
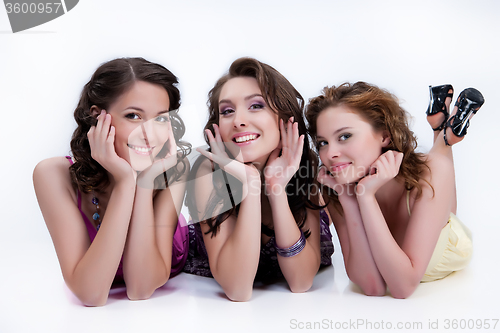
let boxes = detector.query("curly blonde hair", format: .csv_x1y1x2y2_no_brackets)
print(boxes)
305,82,431,206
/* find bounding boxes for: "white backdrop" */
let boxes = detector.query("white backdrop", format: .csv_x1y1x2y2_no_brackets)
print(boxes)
1,1,499,333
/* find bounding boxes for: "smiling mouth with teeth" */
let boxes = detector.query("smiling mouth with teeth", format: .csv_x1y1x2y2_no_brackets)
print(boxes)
128,144,154,154
233,134,259,143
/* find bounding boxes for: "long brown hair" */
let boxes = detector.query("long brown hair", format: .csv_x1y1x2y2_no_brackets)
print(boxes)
70,57,191,193
186,57,320,237
306,82,431,208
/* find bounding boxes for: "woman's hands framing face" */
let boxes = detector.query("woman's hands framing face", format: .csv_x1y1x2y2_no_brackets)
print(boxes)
317,165,356,198
357,150,403,196
264,117,304,196
136,117,179,189
197,123,261,185
87,110,135,183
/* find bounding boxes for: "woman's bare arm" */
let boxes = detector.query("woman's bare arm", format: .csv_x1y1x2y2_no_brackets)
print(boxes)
356,152,453,298
122,158,189,300
195,158,262,302
33,157,135,306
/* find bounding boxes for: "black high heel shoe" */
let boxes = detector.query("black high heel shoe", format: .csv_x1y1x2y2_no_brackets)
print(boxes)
443,88,485,146
426,84,454,131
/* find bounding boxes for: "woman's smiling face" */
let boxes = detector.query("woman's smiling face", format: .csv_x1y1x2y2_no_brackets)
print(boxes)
217,76,280,167
316,105,390,184
107,80,172,171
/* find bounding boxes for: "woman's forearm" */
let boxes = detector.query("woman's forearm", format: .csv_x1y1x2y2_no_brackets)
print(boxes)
339,195,386,296
356,195,419,298
122,186,174,300
69,178,136,306
210,184,262,302
270,192,320,293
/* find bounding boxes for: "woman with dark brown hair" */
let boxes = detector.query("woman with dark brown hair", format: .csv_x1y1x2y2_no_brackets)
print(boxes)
183,57,334,301
306,82,483,298
33,57,191,306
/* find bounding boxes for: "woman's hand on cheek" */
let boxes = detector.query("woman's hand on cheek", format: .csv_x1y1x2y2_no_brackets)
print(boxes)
356,150,403,197
197,124,260,185
87,110,135,183
137,122,178,189
264,118,304,195
318,166,357,199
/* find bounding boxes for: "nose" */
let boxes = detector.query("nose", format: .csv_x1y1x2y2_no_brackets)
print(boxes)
232,109,247,128
327,142,341,160
140,120,156,145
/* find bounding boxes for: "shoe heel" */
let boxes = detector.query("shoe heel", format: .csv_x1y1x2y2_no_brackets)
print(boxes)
452,88,485,137
443,87,484,146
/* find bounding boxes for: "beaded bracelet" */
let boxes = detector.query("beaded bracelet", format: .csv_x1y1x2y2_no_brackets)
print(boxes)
273,231,306,257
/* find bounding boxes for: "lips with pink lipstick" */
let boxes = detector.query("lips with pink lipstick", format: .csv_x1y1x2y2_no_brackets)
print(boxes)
128,143,155,156
232,132,260,146
330,162,351,173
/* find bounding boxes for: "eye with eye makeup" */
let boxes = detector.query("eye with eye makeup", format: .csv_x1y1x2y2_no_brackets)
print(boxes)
219,106,234,116
125,113,140,120
316,140,328,149
339,133,352,141
249,102,265,110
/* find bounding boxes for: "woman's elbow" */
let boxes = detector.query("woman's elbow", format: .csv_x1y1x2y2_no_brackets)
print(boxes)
389,279,419,299
390,285,418,299
126,279,166,301
289,278,314,293
360,284,386,297
127,287,155,301
349,274,386,296
66,280,109,307
125,269,170,301
390,290,412,299
82,297,107,307
74,290,108,307
223,284,253,302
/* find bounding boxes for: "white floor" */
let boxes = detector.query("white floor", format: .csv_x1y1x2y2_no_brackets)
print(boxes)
2,214,499,333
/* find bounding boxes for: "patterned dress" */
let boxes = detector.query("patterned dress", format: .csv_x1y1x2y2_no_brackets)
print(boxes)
182,210,334,280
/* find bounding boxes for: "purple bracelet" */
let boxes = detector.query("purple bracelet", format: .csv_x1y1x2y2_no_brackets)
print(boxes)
274,231,306,257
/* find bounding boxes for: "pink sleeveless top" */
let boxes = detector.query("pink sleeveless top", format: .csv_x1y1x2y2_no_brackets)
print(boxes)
66,156,188,281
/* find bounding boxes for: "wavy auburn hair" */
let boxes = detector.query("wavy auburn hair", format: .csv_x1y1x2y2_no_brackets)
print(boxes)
306,82,431,205
70,57,191,193
186,57,320,237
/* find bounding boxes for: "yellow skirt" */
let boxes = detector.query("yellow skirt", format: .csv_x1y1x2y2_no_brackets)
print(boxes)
421,213,473,283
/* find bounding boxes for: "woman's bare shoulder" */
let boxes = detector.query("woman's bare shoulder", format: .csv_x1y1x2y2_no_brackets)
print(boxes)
33,156,75,193
34,155,72,173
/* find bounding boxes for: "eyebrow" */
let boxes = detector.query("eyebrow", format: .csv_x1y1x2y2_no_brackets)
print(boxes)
219,93,264,105
316,126,352,139
124,106,170,115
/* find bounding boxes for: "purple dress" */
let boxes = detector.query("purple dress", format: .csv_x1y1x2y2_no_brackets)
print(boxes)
182,210,334,280
66,156,189,282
